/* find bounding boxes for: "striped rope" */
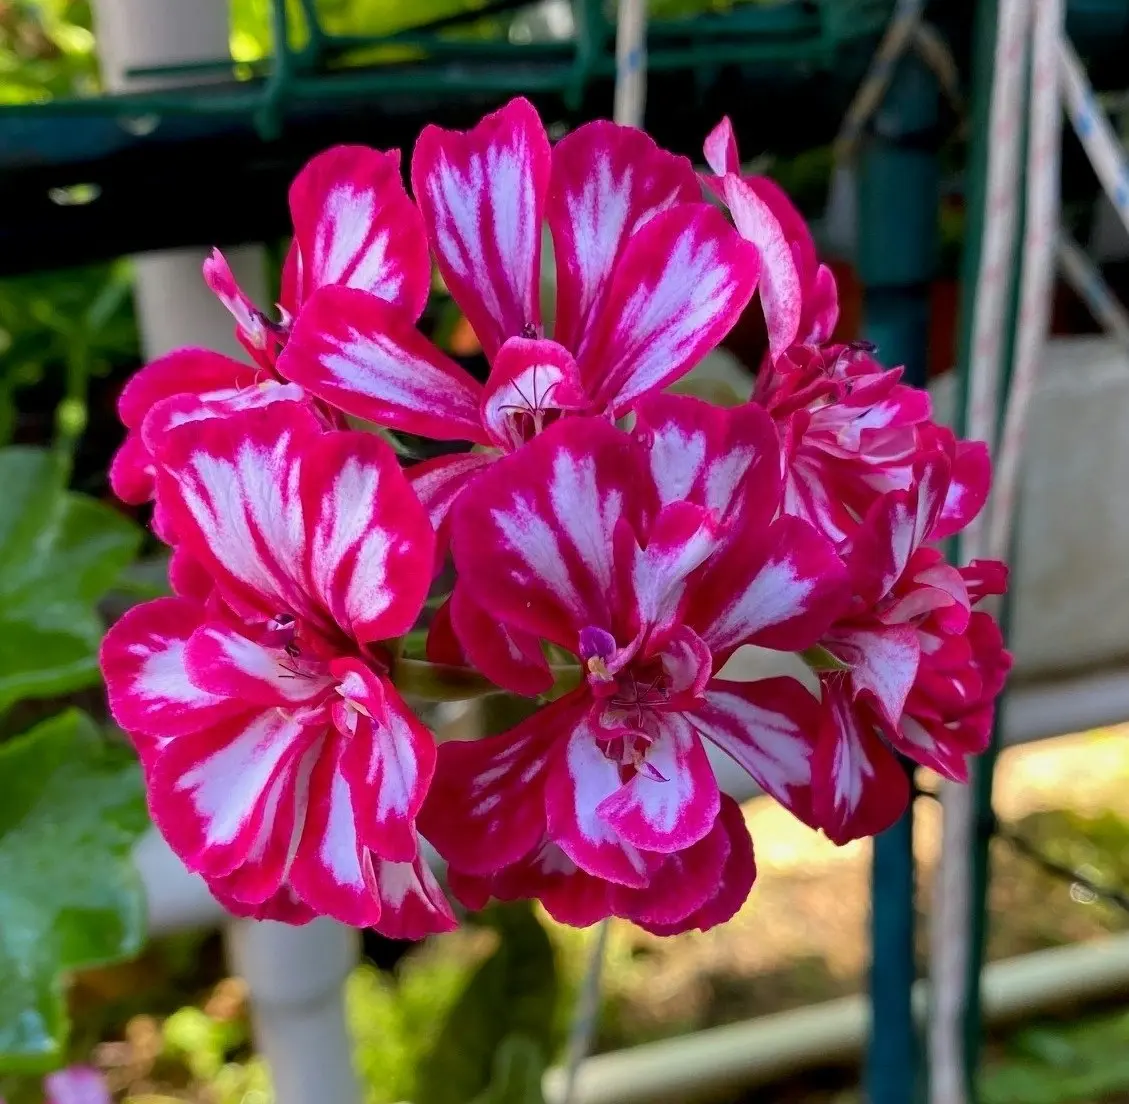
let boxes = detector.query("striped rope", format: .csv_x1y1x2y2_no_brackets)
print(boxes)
927,1,1033,1101
1060,39,1129,238
613,0,647,128
988,0,1064,564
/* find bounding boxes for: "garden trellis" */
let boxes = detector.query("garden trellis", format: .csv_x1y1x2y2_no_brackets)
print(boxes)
3,3,1129,1104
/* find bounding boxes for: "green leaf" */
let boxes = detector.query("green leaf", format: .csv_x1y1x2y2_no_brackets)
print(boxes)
799,645,851,673
0,710,149,1072
417,902,559,1104
0,447,141,713
469,1035,548,1104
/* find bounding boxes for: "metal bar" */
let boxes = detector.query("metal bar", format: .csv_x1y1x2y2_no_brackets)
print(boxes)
856,40,941,1104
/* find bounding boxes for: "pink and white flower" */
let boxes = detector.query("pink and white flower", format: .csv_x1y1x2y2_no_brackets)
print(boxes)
419,403,847,928
101,404,454,937
447,794,755,934
279,98,761,529
108,346,311,542
807,442,1008,842
206,145,430,368
702,117,839,360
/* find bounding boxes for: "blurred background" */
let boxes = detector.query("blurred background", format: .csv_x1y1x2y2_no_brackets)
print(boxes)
3,1,1129,1103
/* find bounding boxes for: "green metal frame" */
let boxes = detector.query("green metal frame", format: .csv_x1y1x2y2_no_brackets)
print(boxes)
0,0,894,136
858,48,941,1104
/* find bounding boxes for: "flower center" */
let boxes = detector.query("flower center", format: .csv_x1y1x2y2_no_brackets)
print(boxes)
578,626,674,778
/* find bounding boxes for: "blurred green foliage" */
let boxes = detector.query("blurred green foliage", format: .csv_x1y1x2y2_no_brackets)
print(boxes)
0,711,149,1075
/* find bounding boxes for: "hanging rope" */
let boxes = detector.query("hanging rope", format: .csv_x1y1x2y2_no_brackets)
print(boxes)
1060,39,1129,238
926,1,1030,1101
613,0,647,128
987,0,1064,565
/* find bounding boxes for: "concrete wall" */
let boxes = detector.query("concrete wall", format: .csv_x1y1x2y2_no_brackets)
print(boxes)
932,336,1129,681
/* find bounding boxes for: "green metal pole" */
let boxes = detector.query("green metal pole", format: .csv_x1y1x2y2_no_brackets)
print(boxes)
954,1,1026,1095
857,50,940,1104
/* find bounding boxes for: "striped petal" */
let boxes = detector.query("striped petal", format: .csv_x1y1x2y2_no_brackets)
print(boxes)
157,403,434,644
451,417,656,649
580,203,760,413
481,337,586,452
595,711,720,853
411,96,551,361
279,285,487,444
335,664,436,863
810,678,909,845
100,598,246,753
288,733,382,928
288,145,430,318
544,716,653,888
148,709,320,889
420,691,584,875
547,120,699,355
687,676,822,826
691,514,848,656
632,391,782,531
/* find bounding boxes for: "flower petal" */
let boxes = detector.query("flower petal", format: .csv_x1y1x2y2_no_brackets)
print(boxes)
636,794,756,935
703,117,741,177
407,451,495,538
300,422,436,642
184,621,330,706
100,598,246,751
289,733,383,927
279,285,487,444
611,804,731,928
447,840,616,928
148,710,319,888
714,176,803,361
155,402,323,626
824,624,921,725
810,679,909,844
452,417,656,648
288,145,430,318
629,501,720,635
688,676,822,825
545,716,653,887
369,852,457,939
44,1066,111,1104
481,337,587,451
449,582,553,696
335,664,435,863
580,203,760,413
547,120,699,355
411,96,551,361
203,248,274,362
209,877,317,924
118,347,256,430
632,391,782,530
157,404,433,644
420,692,584,875
596,712,720,853
933,438,991,540
691,514,848,655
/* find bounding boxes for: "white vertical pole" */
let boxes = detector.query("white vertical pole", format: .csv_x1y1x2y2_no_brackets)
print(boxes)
91,6,362,1103
227,918,362,1104
90,0,270,361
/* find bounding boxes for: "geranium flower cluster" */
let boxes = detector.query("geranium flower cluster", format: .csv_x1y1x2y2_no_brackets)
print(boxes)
100,99,1010,938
